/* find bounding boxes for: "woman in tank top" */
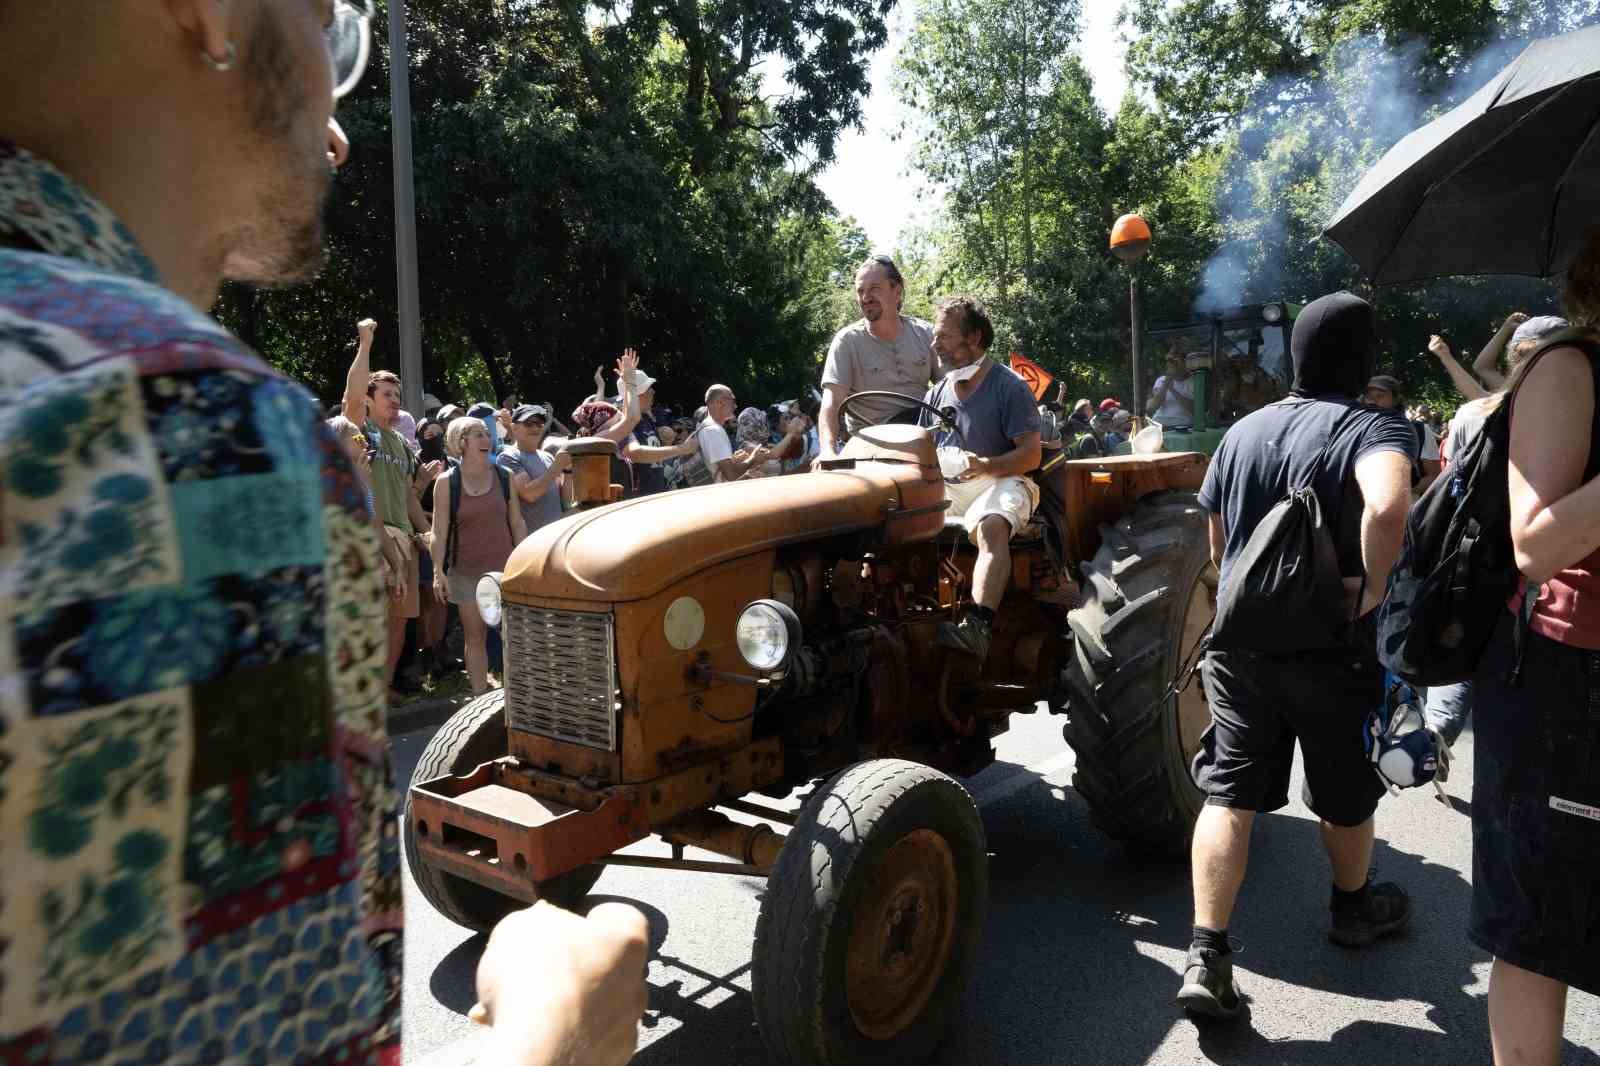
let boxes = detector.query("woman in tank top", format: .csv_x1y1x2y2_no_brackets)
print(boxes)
432,417,527,694
1470,226,1600,1064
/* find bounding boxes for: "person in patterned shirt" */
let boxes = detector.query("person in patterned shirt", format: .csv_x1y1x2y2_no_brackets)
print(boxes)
0,3,647,1065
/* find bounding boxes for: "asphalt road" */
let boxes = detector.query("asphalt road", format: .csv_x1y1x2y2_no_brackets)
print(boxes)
394,706,1600,1066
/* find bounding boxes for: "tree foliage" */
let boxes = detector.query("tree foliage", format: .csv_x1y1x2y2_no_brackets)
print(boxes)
223,0,889,416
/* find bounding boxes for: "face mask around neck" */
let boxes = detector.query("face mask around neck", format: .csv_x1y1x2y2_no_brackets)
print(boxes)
946,356,986,384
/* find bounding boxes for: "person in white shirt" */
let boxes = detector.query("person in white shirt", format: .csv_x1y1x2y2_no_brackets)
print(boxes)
1148,348,1197,427
697,384,770,482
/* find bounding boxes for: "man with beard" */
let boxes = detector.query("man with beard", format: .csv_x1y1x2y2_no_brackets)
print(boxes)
918,296,1041,662
1177,292,1418,1022
818,255,938,456
0,3,647,1063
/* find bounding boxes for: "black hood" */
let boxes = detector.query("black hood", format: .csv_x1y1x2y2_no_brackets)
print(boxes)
1290,291,1378,399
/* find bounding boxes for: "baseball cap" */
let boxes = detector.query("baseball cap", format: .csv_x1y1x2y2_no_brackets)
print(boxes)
1511,315,1569,346
422,392,442,411
512,403,550,424
1111,409,1133,425
1098,398,1121,413
1366,374,1403,396
435,404,463,422
614,370,658,402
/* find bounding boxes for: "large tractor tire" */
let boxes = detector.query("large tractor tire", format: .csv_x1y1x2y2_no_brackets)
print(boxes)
751,760,987,1066
1060,490,1215,853
403,690,601,931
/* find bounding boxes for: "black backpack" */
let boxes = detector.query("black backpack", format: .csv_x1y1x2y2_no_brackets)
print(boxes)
442,463,514,576
1377,328,1600,686
1211,404,1360,654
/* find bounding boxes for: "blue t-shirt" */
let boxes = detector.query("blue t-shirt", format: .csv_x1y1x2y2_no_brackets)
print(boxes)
918,361,1042,458
1198,397,1417,588
497,446,563,533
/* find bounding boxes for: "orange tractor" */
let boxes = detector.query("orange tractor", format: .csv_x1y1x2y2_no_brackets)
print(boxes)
404,398,1215,1065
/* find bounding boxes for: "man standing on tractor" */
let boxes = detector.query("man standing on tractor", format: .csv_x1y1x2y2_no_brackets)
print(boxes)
919,296,1043,662
818,255,938,457
1178,291,1418,1021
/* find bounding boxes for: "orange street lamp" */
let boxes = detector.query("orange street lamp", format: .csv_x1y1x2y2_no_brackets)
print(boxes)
1110,213,1152,417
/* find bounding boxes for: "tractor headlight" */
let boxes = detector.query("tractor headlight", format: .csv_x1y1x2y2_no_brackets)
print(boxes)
1262,302,1284,323
735,600,802,672
476,572,504,627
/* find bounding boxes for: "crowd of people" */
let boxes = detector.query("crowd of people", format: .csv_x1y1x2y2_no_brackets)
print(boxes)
2,3,1597,1065
326,324,829,701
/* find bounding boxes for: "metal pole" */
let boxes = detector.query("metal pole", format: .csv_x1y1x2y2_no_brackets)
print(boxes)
388,0,424,415
1129,271,1142,420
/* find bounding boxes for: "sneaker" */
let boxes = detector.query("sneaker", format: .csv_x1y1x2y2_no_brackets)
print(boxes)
937,614,992,661
1176,946,1241,1020
1329,880,1410,948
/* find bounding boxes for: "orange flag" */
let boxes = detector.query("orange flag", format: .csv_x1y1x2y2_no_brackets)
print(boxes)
1009,351,1054,401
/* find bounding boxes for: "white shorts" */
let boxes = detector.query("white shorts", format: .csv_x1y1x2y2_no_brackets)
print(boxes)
943,475,1039,538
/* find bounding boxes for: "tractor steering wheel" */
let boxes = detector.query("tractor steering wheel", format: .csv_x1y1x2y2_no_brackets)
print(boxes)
837,390,968,452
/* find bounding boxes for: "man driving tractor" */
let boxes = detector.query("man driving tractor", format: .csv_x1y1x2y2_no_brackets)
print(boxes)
919,296,1044,662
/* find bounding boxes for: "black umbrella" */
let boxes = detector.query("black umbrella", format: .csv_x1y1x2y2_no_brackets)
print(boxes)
1323,24,1600,284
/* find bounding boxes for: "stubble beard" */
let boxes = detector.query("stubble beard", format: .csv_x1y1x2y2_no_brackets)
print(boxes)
220,5,333,288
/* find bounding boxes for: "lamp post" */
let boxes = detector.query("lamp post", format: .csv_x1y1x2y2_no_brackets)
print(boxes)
388,0,424,415
1110,213,1151,419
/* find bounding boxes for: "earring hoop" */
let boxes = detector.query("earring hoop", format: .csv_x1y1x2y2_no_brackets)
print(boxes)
201,41,237,72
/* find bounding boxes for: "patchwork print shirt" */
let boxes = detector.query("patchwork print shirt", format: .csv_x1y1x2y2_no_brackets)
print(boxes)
0,144,402,1064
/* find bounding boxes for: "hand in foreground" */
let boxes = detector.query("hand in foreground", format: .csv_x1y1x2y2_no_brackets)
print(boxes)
1504,311,1529,329
511,471,533,495
432,575,449,606
473,902,649,1066
552,451,574,474
1427,334,1452,360
357,318,377,347
418,459,445,485
593,365,606,395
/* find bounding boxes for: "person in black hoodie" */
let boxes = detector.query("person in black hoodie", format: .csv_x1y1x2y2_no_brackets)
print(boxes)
1177,292,1419,1020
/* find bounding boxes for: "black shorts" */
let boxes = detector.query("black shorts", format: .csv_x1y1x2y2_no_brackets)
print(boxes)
1470,611,1600,995
1193,645,1386,827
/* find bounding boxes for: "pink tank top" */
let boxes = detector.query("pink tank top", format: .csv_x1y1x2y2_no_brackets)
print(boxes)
451,473,515,576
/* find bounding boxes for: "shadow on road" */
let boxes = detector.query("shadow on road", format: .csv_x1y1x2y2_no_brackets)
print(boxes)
622,759,1599,1066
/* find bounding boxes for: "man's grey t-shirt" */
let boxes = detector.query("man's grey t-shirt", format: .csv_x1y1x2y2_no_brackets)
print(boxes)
496,445,563,533
1197,398,1417,589
918,362,1041,459
822,315,936,430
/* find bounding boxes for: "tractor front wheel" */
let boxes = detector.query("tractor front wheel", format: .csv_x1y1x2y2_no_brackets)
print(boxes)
751,760,987,1066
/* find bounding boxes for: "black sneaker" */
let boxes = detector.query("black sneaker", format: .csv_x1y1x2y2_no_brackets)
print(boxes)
1329,880,1410,948
1176,946,1241,1020
936,615,992,661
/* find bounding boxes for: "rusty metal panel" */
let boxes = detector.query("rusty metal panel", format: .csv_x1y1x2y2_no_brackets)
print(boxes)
503,603,619,750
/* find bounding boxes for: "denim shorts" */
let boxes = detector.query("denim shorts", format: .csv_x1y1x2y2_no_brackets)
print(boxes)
1470,611,1600,995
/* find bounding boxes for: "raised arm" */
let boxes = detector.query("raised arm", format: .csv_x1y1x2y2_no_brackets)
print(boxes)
1473,312,1526,391
1427,334,1489,401
342,318,376,423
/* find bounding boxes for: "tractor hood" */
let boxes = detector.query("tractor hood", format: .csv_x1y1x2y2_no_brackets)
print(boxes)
503,466,934,602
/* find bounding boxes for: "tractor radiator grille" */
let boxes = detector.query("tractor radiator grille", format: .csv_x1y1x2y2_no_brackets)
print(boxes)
502,604,618,750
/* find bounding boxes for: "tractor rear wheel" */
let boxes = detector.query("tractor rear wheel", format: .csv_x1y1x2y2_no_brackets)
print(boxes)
1059,490,1214,852
403,690,601,931
751,760,987,1066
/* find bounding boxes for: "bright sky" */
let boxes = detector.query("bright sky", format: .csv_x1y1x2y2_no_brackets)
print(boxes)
806,1,1131,252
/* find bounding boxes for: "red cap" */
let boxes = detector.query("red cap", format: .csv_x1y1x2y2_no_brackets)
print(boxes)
1098,398,1121,413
